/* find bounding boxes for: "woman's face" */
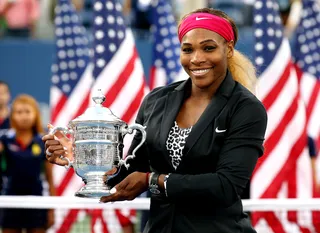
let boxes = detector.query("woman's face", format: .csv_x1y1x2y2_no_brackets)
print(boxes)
180,28,233,90
12,103,36,131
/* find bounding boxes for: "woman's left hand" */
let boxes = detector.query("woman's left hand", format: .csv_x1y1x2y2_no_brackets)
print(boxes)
100,172,148,203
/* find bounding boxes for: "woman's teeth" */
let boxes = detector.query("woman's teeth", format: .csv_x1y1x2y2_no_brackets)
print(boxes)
191,69,210,75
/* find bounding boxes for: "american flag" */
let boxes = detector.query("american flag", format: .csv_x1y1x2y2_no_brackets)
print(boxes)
149,0,186,90
90,0,148,124
294,0,320,166
294,0,320,230
89,0,148,231
50,0,145,232
50,0,94,232
251,0,313,232
50,0,93,198
51,0,93,129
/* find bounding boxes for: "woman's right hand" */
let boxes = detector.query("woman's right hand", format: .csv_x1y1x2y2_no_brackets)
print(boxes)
42,124,73,166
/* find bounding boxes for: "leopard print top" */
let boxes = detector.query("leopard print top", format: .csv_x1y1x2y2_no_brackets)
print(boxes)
166,121,192,170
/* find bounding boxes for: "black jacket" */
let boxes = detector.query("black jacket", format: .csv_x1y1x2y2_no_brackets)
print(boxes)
113,71,268,233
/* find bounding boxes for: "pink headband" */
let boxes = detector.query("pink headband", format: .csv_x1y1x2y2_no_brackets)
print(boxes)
178,13,234,42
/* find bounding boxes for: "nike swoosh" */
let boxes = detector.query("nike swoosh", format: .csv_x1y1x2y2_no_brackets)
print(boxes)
196,17,211,21
215,127,227,133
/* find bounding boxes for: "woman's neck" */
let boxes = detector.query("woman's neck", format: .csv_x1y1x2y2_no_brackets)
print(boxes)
16,129,34,145
191,73,226,100
191,87,215,100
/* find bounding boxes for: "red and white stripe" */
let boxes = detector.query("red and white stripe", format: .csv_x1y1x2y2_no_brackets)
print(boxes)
88,28,148,233
297,67,320,141
251,38,313,232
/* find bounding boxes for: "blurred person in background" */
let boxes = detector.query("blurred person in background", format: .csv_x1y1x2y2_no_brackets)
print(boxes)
207,0,253,28
44,7,267,233
0,81,11,135
0,0,40,38
122,0,182,29
122,0,152,30
278,0,302,38
0,94,55,233
309,137,319,189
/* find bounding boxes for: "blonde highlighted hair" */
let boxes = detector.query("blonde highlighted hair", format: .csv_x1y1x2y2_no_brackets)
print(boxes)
178,8,257,94
10,94,44,134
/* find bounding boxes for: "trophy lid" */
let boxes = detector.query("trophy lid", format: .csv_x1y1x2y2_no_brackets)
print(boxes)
71,89,123,124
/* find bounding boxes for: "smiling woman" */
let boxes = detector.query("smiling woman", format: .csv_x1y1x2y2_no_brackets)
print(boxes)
179,8,257,95
43,7,268,233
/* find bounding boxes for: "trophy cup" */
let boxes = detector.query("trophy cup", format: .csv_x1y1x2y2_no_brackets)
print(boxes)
49,89,146,198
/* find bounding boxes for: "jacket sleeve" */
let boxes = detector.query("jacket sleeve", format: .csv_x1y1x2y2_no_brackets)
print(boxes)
166,102,268,207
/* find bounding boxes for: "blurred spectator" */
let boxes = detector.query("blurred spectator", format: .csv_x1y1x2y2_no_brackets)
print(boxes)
208,0,253,27
0,94,55,233
309,137,319,188
123,0,152,30
0,81,10,135
279,0,302,38
0,0,40,38
0,14,7,37
122,0,132,22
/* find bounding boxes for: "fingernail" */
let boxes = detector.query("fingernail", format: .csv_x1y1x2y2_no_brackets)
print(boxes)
110,188,117,194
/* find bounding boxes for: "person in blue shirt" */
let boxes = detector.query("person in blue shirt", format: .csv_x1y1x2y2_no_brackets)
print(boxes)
0,94,56,233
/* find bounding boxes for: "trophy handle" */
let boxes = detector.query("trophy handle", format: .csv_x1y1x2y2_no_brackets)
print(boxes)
119,124,146,169
49,126,74,170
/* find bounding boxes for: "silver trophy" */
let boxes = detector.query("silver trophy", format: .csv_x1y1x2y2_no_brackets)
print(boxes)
50,89,146,198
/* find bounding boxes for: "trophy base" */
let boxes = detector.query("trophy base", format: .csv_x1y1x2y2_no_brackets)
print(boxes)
75,175,112,198
75,187,111,198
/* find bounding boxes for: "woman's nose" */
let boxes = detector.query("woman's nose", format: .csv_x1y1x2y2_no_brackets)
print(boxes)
190,51,205,65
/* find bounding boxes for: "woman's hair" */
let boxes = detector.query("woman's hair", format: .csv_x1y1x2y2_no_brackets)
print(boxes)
10,94,44,134
178,8,257,94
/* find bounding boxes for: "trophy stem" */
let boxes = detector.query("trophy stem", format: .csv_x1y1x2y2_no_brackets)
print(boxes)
75,174,111,198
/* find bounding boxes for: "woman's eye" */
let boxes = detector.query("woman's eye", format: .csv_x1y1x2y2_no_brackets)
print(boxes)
182,48,192,53
205,46,215,51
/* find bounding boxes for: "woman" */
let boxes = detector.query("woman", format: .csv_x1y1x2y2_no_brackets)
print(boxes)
1,94,55,233
43,8,267,233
